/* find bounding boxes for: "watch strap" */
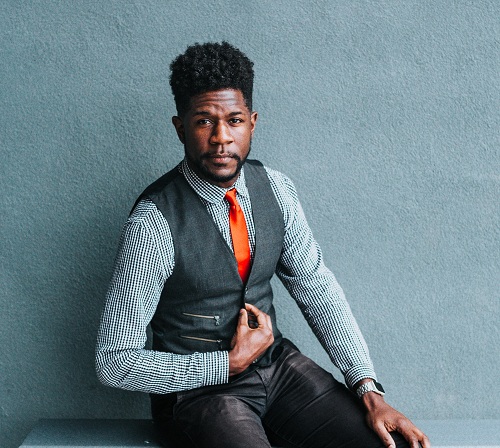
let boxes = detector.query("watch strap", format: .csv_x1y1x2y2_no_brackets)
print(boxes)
356,380,385,398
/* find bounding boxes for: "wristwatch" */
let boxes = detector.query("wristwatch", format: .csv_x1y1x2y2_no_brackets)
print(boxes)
356,380,385,399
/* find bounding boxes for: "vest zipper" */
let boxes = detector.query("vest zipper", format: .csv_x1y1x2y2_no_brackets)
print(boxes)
180,335,223,349
182,312,221,326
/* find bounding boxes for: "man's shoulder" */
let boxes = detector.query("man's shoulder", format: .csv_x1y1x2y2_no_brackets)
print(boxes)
247,161,298,217
246,159,293,185
128,198,163,225
138,164,183,200
262,164,297,196
129,164,184,216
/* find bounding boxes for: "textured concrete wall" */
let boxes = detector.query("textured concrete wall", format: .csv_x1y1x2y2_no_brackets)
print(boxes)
1,1,499,446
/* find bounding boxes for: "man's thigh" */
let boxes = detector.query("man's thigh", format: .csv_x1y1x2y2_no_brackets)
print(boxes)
173,392,272,448
170,370,278,448
263,345,409,448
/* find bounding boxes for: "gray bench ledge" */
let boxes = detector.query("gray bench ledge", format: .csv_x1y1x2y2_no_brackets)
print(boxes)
19,418,500,447
414,419,500,448
20,419,161,447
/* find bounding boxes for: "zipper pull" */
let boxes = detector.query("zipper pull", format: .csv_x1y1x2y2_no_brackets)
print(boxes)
214,315,220,326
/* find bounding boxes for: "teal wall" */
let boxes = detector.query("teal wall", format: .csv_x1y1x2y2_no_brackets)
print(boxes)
1,1,499,446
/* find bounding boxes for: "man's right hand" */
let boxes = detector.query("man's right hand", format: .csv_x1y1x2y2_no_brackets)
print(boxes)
228,303,274,376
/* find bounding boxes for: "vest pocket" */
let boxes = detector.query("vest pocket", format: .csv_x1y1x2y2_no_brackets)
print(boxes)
182,312,221,326
180,335,223,349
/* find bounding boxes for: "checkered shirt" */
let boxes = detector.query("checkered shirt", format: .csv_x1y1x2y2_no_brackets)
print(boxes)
96,159,376,394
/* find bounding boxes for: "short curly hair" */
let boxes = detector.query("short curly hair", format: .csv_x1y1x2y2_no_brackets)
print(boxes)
170,41,254,116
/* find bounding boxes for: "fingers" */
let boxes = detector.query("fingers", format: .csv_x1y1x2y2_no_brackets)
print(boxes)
244,302,260,319
392,414,430,448
244,303,272,330
398,422,431,448
228,304,274,376
389,417,431,448
366,402,431,448
420,433,431,448
372,422,396,448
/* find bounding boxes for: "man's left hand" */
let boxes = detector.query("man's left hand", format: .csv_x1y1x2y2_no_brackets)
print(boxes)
361,392,431,448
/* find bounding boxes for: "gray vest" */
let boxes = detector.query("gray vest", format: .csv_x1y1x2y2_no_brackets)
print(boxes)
136,160,284,367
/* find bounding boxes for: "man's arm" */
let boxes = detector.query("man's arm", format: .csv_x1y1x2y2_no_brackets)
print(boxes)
267,168,375,387
95,200,229,394
268,169,430,448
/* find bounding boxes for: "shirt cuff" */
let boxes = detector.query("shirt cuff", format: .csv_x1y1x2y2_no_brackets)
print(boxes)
200,351,229,387
344,364,378,390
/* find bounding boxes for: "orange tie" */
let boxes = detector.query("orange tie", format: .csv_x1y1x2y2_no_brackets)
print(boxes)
225,188,251,283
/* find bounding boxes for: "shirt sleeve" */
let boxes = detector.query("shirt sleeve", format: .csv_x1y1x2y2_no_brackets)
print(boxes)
95,199,229,394
266,168,377,388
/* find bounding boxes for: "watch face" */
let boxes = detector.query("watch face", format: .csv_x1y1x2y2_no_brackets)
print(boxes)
374,381,385,393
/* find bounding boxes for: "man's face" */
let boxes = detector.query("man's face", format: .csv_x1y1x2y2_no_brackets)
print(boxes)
172,89,258,188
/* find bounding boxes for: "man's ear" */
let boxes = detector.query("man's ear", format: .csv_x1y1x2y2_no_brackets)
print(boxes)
250,111,258,137
172,116,185,144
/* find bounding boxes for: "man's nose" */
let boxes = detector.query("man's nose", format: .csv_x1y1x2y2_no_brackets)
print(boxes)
210,122,233,146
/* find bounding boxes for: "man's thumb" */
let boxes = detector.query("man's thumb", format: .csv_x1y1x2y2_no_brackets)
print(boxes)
238,308,248,327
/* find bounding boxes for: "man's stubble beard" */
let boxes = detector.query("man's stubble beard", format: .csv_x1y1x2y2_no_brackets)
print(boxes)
186,146,251,185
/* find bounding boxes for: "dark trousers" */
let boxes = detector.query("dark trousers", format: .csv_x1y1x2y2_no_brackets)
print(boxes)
153,341,410,448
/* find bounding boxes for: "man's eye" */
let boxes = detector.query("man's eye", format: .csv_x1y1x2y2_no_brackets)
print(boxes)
197,119,212,125
229,118,243,124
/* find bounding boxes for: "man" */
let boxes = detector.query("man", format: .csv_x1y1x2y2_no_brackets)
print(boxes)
96,42,430,448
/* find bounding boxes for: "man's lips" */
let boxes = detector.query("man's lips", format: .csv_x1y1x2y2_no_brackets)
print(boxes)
203,154,238,164
204,153,235,158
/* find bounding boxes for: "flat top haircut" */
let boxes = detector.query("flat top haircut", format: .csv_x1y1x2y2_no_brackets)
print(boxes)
170,41,254,116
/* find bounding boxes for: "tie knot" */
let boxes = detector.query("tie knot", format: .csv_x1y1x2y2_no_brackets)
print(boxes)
225,188,238,207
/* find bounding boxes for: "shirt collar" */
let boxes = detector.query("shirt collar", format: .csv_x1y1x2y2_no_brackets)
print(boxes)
180,158,249,204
